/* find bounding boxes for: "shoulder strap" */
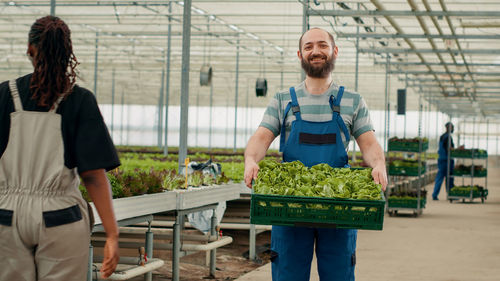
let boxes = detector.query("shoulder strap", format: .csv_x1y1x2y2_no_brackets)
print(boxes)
329,86,350,143
279,87,301,152
289,87,301,118
329,86,344,113
8,80,23,112
279,102,292,152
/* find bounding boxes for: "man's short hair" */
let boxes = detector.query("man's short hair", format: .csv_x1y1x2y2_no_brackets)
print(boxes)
299,28,335,53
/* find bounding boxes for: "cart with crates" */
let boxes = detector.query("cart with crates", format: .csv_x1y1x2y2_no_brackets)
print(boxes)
448,148,488,203
386,137,428,217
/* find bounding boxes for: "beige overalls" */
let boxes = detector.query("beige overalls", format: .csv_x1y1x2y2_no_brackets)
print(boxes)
0,80,91,281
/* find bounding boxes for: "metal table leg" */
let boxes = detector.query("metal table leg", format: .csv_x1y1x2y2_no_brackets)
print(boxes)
172,211,181,281
87,244,93,281
249,224,256,260
209,211,217,277
144,222,153,281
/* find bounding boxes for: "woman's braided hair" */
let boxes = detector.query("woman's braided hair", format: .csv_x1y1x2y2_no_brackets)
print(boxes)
28,16,78,107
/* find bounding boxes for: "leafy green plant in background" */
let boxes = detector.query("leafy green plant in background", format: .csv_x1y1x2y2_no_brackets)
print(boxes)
254,160,382,200
162,170,186,191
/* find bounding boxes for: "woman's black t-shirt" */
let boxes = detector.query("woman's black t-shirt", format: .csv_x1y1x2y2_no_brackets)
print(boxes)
0,73,120,173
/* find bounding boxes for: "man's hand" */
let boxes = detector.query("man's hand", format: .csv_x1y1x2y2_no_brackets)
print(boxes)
244,160,259,188
371,163,388,191
243,127,276,188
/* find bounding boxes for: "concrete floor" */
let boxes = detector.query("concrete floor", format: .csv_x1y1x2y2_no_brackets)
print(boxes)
236,159,500,281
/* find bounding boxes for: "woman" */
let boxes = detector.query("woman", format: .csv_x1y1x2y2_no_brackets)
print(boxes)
0,16,120,280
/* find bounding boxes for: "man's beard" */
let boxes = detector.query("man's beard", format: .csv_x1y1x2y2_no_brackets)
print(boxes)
301,53,335,78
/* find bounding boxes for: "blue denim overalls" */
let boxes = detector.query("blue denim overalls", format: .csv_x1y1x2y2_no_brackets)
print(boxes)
271,86,357,281
433,132,455,198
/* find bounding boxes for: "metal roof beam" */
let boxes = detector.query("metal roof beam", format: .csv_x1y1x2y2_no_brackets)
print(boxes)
390,70,500,76
368,0,445,92
360,48,500,55
307,9,500,17
337,33,500,40
407,0,463,101
375,61,500,67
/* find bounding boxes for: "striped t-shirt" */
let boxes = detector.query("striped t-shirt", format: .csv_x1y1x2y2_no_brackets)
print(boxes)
259,81,374,149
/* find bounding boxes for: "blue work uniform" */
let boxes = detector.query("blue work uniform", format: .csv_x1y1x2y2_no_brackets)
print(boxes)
271,86,357,281
432,132,455,199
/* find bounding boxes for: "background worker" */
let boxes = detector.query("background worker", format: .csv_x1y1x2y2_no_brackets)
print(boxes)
244,27,387,281
0,16,120,280
432,122,456,200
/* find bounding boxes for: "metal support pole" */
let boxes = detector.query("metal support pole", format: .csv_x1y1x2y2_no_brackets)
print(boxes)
301,0,309,81
50,0,56,16
111,69,115,139
144,227,153,281
233,35,240,152
120,89,125,145
352,2,360,163
225,97,230,148
249,224,256,261
158,66,165,147
245,80,250,143
280,51,284,90
446,115,452,194
486,120,489,190
404,114,407,139
435,109,439,150
417,96,423,214
209,82,213,151
87,244,93,281
172,213,181,281
164,2,172,156
384,55,390,152
209,211,217,277
196,89,200,147
495,124,500,155
178,0,192,172
93,32,99,98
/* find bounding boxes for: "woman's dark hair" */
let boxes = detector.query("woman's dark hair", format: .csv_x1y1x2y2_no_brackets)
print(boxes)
28,16,78,107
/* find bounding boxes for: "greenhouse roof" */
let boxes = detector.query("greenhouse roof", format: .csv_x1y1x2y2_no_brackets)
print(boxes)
1,0,499,119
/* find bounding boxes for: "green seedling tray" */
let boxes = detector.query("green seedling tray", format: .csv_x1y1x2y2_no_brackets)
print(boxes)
453,170,487,177
449,189,488,198
250,192,385,230
388,141,429,152
388,197,426,209
388,166,426,176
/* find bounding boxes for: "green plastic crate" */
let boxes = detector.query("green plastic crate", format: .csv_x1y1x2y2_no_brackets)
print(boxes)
388,197,426,209
388,141,428,152
450,149,488,159
453,169,487,177
388,165,426,176
250,192,385,230
449,189,487,198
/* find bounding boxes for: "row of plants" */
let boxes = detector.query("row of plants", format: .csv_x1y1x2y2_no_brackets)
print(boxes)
79,168,231,202
387,189,427,209
388,137,429,152
449,185,488,198
453,164,487,177
388,159,427,176
450,148,488,159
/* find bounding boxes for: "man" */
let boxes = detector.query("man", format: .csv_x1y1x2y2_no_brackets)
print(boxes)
432,122,455,200
244,28,387,281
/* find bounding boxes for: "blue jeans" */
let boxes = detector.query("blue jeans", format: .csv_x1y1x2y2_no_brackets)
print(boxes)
433,159,455,199
271,226,357,281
